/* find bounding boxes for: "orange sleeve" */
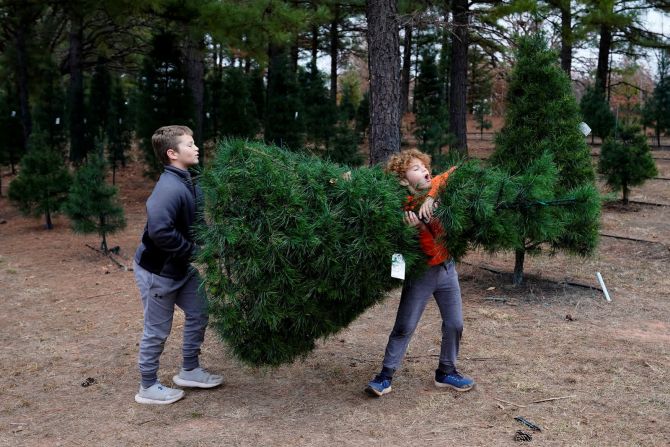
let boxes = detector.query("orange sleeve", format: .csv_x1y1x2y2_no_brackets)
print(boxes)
427,166,457,198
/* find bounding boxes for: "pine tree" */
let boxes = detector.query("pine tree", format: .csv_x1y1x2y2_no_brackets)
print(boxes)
265,47,304,150
64,153,126,252
299,62,337,150
0,83,25,175
106,78,131,185
136,32,194,176
414,50,451,157
325,73,363,166
198,139,424,366
469,45,493,139
580,84,616,144
219,68,260,139
490,34,600,285
32,63,67,152
598,124,657,204
641,50,670,147
8,131,71,229
87,58,112,143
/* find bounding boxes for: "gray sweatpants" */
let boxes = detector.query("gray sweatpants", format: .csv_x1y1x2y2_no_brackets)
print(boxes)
134,262,209,388
382,260,463,374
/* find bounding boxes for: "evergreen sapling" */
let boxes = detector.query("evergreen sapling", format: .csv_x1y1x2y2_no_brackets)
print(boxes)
8,131,71,229
598,125,658,204
64,154,126,252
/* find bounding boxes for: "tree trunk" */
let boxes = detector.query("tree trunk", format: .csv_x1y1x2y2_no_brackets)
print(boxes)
311,25,319,70
559,1,572,76
400,24,412,115
184,35,205,166
100,214,108,253
449,0,469,156
513,248,525,285
330,5,340,104
622,183,629,205
15,17,32,151
595,24,612,95
68,12,85,163
45,207,53,230
366,0,401,165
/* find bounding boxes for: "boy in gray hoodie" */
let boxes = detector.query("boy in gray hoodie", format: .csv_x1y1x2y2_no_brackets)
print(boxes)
133,125,222,405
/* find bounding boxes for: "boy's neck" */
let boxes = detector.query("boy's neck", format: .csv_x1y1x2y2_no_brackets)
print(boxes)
167,162,190,172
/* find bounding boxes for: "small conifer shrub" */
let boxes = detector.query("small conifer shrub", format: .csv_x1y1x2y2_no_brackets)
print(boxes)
599,125,658,204
64,154,126,252
8,132,71,229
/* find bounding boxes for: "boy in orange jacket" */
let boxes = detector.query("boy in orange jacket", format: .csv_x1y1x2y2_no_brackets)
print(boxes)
365,149,474,396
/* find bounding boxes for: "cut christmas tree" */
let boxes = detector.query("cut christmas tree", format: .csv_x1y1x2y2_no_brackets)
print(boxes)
198,140,424,367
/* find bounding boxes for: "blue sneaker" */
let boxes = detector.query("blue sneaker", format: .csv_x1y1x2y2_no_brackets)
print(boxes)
365,374,392,397
434,370,475,391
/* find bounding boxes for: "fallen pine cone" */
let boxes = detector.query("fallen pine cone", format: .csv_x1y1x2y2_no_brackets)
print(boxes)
514,430,533,442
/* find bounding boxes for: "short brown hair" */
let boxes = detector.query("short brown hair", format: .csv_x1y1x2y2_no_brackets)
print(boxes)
152,125,193,165
385,149,431,179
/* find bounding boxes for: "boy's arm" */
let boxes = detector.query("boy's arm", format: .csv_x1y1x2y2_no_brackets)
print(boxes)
146,189,197,259
418,166,457,220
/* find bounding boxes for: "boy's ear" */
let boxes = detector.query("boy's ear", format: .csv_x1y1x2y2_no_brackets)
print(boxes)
398,178,409,187
167,148,178,160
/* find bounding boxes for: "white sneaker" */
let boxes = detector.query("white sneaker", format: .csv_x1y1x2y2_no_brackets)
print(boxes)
173,367,224,389
135,382,185,405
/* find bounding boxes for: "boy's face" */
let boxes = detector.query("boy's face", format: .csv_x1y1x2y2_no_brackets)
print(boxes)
167,134,199,169
399,157,431,193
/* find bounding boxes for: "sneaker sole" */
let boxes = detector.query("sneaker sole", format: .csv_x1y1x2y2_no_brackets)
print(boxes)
365,385,392,397
434,380,474,392
173,375,223,389
134,391,184,405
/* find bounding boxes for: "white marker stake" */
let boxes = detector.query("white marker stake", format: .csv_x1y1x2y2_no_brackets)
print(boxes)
596,272,611,302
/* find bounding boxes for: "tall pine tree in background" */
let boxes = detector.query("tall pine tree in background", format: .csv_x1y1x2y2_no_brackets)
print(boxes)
641,50,670,147
469,45,493,139
33,63,67,152
136,32,194,176
326,73,364,166
0,83,25,183
299,62,337,151
106,78,131,185
64,153,126,252
414,49,451,161
87,57,112,144
265,47,304,150
580,84,615,144
599,124,657,204
206,67,260,141
8,132,71,229
491,34,600,285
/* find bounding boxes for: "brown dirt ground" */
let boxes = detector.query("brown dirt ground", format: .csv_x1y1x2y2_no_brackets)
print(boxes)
1,135,669,447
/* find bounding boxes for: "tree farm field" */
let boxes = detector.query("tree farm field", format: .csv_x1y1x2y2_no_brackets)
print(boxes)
1,142,669,446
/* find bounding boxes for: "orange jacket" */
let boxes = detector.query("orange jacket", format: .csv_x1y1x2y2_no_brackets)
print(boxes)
405,167,456,266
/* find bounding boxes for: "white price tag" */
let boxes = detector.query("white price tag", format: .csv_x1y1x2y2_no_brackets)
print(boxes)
579,122,591,136
391,253,406,280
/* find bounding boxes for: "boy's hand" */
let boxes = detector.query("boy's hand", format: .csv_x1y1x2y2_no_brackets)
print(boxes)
418,196,437,220
403,211,421,228
341,171,352,181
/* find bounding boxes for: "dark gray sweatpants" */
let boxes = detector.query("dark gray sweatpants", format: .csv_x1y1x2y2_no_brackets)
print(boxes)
382,260,463,374
134,262,208,387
